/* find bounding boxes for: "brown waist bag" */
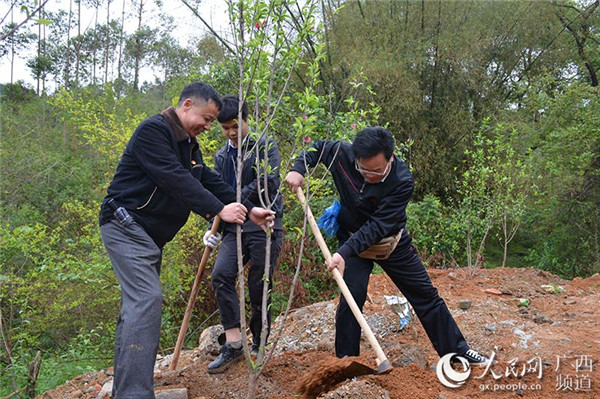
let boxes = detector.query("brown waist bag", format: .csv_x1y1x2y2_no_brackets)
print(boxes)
358,229,404,260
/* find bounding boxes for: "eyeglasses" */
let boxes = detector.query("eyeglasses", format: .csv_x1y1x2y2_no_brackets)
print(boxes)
354,158,391,176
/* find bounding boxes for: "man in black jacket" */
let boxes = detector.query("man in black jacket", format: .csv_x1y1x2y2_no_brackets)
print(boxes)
99,82,274,398
284,127,491,365
205,96,284,373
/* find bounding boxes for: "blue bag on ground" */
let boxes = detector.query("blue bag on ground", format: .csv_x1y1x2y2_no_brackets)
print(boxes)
317,200,341,237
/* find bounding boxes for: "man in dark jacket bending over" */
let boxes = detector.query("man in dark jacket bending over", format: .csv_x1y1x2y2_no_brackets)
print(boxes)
284,126,491,365
205,96,284,373
99,82,273,398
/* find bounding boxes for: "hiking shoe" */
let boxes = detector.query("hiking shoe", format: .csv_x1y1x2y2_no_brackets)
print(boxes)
251,344,260,356
207,343,243,373
457,349,494,365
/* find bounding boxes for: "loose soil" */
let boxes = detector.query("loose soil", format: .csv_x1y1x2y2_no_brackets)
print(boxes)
38,267,600,398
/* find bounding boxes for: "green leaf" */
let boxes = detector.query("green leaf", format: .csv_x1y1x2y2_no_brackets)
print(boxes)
34,18,53,26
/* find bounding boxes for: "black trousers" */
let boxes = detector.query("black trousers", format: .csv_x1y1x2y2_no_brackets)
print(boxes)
335,236,469,358
211,230,283,346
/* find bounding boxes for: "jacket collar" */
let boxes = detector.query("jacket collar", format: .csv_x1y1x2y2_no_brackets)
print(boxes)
161,106,193,143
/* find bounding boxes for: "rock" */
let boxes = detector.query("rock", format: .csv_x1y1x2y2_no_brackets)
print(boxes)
448,272,457,279
155,388,188,399
96,380,113,399
198,325,225,356
391,344,428,368
484,323,497,331
154,354,173,371
458,300,472,310
533,313,552,324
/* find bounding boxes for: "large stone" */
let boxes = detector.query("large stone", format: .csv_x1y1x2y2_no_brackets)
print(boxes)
96,380,113,399
155,388,188,399
198,325,225,356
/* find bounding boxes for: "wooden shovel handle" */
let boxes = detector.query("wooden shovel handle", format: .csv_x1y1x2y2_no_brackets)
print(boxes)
296,188,391,371
170,216,221,370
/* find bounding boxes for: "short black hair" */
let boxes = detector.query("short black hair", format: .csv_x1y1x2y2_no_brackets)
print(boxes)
177,81,222,109
217,95,248,123
352,127,395,160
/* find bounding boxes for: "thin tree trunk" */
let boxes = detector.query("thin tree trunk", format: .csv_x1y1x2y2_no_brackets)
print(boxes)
36,13,41,95
430,0,441,110
75,0,81,88
132,0,144,91
92,2,99,85
117,0,126,80
104,0,111,84
42,11,46,94
26,351,42,398
10,7,14,83
64,0,72,88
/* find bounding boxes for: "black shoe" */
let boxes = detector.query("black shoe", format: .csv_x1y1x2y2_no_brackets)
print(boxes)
457,349,493,365
251,344,259,356
207,343,243,374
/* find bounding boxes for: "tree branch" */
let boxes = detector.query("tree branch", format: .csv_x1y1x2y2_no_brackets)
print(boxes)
0,0,51,42
179,0,236,55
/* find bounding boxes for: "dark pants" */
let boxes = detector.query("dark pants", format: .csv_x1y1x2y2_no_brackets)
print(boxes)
335,238,468,358
211,230,283,346
100,220,163,399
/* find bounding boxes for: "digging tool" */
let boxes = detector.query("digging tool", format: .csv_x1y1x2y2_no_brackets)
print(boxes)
296,188,392,374
170,216,220,371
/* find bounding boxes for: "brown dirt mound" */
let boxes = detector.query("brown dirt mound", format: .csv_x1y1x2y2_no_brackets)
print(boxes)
38,267,600,399
295,356,375,398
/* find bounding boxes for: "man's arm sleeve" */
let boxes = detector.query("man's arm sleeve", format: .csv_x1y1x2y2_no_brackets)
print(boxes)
290,140,336,175
131,122,224,220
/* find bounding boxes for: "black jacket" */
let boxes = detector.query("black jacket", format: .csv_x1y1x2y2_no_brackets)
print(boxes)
99,107,252,248
291,140,413,260
214,134,284,233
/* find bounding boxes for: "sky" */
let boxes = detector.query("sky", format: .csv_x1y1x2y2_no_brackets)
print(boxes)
0,0,231,88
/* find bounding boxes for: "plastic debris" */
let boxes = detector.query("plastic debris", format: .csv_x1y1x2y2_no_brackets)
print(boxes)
517,298,530,307
317,200,341,237
384,295,411,330
541,283,566,294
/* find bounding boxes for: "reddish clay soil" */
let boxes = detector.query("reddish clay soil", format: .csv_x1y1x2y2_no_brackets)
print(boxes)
39,267,600,398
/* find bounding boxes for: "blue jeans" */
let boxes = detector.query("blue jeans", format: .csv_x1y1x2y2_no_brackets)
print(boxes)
101,220,162,399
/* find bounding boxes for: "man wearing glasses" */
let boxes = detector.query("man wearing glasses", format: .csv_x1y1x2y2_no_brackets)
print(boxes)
284,126,491,365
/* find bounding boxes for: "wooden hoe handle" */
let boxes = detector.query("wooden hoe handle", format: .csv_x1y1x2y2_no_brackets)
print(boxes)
170,216,221,371
296,188,392,373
